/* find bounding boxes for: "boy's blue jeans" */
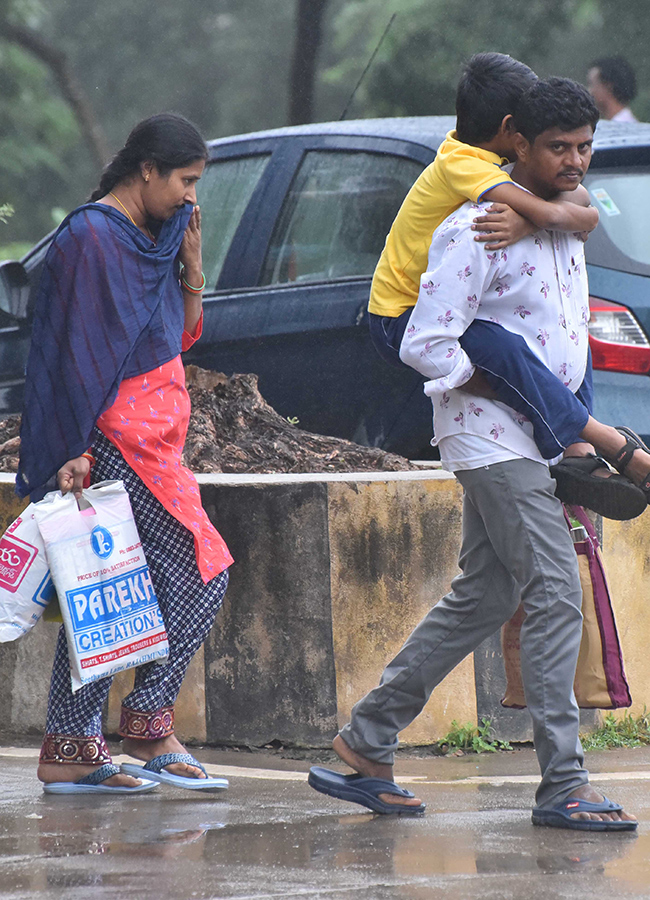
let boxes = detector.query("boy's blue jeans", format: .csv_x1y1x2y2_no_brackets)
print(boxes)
369,311,593,460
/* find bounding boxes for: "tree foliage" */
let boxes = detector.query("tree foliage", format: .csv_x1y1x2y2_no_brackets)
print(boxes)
0,0,299,242
0,40,81,241
321,0,650,120
1,0,650,249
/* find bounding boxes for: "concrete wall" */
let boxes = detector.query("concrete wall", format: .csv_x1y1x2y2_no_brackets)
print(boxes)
0,471,647,748
599,513,650,722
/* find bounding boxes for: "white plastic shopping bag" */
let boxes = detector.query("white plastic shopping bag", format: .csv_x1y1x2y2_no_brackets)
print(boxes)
33,480,169,692
0,503,56,641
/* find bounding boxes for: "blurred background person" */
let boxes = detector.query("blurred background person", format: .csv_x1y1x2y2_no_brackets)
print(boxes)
587,56,638,122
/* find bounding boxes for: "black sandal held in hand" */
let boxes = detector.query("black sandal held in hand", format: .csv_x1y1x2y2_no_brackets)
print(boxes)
550,453,647,521
607,426,650,505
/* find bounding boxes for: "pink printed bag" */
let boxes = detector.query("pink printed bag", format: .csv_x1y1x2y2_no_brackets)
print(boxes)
0,502,56,641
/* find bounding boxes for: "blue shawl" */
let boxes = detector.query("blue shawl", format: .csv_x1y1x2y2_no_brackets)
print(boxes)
17,202,193,498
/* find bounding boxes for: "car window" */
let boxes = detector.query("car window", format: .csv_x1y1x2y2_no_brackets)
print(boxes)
586,170,650,269
260,151,423,285
197,154,270,286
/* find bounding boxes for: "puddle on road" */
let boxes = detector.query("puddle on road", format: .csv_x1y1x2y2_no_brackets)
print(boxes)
0,785,648,898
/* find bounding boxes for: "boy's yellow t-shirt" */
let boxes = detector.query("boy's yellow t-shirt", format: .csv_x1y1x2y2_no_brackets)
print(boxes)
368,131,512,317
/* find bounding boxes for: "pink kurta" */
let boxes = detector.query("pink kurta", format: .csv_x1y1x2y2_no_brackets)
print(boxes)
96,316,233,583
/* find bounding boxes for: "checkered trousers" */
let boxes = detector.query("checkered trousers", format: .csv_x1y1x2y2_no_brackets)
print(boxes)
43,431,228,746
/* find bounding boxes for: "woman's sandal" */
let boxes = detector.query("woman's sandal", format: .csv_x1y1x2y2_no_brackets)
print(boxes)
121,753,229,791
42,763,158,794
606,426,650,505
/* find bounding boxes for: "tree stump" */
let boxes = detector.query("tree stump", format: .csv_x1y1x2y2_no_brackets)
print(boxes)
0,367,416,475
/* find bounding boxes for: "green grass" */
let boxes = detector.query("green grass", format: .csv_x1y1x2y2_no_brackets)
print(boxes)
437,718,513,754
581,711,650,750
436,711,650,755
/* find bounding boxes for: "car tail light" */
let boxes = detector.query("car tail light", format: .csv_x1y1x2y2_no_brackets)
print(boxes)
588,297,650,374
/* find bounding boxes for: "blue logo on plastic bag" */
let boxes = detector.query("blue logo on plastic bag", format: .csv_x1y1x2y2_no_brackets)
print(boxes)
32,572,56,608
90,526,114,559
65,565,161,653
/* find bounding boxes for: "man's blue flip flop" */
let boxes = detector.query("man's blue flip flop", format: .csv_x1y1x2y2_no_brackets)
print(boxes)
121,753,228,792
308,766,425,815
43,763,158,794
532,795,637,831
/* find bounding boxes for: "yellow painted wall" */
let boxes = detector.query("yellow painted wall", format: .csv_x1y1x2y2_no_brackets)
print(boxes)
601,509,650,720
328,477,477,745
0,489,28,532
3,473,648,747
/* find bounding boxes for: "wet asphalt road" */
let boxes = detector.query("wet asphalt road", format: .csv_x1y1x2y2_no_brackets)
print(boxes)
2,744,650,900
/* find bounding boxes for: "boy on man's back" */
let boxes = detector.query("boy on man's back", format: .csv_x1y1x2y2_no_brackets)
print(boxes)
369,52,650,519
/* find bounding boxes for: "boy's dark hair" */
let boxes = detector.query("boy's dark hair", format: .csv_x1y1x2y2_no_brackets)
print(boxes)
455,52,538,145
590,56,637,105
90,113,208,202
513,77,600,144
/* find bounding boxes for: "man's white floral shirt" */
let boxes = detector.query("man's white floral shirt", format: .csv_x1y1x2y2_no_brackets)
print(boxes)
399,196,589,470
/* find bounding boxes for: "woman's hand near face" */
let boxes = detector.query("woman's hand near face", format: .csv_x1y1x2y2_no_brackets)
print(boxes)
57,456,91,499
180,205,204,335
179,205,203,285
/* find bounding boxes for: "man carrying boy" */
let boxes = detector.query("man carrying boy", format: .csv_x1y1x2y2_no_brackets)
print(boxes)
368,52,650,518
309,78,638,831
369,53,595,362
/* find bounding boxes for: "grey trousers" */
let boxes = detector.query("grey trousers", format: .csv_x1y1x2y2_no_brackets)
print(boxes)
339,458,589,809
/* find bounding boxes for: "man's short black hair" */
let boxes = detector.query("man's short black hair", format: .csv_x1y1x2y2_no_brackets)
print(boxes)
591,56,637,105
455,52,538,145
513,77,600,144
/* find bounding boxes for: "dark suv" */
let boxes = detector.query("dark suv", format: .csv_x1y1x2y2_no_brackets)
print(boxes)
2,116,650,458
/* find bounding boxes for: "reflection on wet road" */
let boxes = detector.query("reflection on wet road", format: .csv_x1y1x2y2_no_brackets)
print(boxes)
1,746,649,899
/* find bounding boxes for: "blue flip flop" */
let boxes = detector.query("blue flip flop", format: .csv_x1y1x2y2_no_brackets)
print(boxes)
308,766,425,815
42,763,158,794
120,753,228,792
532,795,637,831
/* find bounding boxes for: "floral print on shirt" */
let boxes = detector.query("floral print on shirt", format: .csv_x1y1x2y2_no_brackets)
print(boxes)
400,194,589,467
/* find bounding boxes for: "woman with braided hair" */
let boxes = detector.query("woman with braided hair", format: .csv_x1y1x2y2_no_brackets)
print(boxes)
18,113,233,794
